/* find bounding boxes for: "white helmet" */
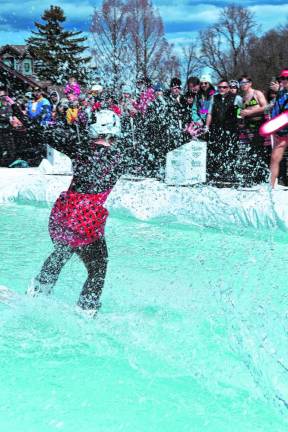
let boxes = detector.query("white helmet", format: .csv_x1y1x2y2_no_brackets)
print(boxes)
89,109,121,138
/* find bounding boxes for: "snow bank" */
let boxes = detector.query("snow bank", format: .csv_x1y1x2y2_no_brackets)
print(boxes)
0,167,287,232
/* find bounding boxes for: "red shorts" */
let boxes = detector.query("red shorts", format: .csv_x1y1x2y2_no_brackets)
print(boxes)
49,190,111,248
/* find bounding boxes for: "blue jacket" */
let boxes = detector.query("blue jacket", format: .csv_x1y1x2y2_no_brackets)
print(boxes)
272,89,288,136
27,97,52,126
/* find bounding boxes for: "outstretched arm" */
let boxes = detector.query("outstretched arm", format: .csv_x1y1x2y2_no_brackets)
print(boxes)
44,125,79,158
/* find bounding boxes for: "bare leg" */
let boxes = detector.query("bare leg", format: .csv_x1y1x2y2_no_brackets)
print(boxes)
270,142,287,187
28,243,74,296
75,238,108,310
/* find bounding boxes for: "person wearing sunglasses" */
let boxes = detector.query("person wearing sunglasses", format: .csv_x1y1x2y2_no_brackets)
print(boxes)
270,70,288,187
162,77,191,131
183,77,201,116
181,77,203,135
238,75,270,185
205,80,240,184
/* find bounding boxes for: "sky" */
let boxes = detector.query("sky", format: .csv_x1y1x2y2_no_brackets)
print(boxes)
0,0,287,49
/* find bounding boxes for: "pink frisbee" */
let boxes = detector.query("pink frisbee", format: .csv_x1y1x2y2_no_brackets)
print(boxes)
259,111,288,137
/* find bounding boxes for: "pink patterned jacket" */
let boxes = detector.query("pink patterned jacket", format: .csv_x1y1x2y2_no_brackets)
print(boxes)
133,87,155,115
64,82,81,97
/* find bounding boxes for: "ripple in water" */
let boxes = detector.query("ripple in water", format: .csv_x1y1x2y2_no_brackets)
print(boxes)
0,203,287,431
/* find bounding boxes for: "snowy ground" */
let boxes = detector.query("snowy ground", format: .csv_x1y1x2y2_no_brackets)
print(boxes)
0,165,287,232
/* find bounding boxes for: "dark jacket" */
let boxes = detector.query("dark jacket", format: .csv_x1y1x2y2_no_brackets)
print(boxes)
163,91,191,131
272,89,288,136
211,93,238,131
0,102,13,130
44,124,134,194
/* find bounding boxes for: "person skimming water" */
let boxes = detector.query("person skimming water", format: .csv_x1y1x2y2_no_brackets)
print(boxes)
27,110,131,316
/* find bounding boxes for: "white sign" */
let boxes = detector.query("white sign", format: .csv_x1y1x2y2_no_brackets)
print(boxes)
165,140,207,185
46,145,72,174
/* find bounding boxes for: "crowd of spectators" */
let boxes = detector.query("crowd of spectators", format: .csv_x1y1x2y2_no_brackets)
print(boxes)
0,71,288,187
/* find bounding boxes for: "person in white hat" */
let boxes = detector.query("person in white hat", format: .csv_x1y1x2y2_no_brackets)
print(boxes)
86,84,104,122
90,84,103,94
199,74,215,123
200,75,212,84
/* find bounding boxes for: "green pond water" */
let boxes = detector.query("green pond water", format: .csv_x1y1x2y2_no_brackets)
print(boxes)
0,202,288,431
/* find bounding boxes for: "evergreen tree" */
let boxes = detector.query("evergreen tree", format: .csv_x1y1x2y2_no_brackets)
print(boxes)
26,5,91,84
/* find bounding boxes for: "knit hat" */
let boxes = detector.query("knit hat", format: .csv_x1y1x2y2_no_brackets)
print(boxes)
200,75,212,83
170,77,181,88
187,76,200,86
59,98,69,109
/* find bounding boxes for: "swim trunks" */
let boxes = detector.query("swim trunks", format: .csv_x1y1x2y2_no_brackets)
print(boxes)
49,190,111,248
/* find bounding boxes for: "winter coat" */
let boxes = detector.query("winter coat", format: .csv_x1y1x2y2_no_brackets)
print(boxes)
199,87,215,121
133,87,155,115
210,93,238,131
271,89,288,136
27,97,52,126
66,108,78,125
64,83,81,97
0,102,13,130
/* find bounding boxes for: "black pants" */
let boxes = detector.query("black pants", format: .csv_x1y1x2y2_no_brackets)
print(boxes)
207,127,239,183
35,238,108,310
237,125,271,186
0,129,15,166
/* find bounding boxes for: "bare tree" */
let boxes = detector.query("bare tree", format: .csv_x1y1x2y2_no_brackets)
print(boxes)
247,27,288,89
90,0,129,90
90,0,181,87
125,0,175,81
200,5,257,79
181,41,202,87
158,42,181,83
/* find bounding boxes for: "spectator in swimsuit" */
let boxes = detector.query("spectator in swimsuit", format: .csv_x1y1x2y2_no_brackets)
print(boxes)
269,70,288,188
238,75,270,185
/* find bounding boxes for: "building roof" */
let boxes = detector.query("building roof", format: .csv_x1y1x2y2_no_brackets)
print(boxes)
0,44,33,58
0,59,43,89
